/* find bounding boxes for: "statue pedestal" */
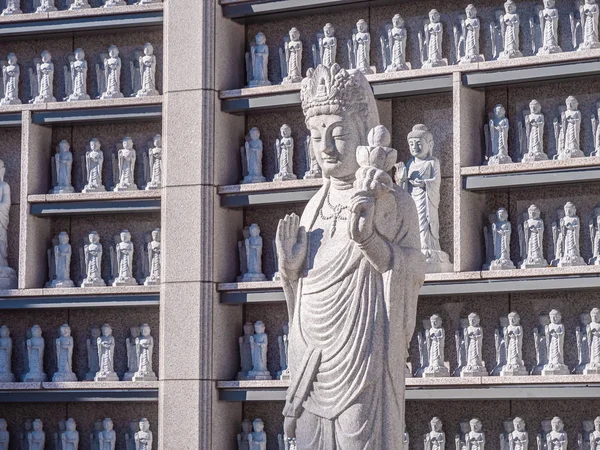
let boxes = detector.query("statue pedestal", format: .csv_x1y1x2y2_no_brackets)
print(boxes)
424,250,453,273
520,258,548,269
557,150,584,160
303,170,322,180
488,154,513,165
53,371,77,382
247,80,271,88
541,364,569,376
94,372,119,382
499,49,523,59
100,92,124,99
246,370,272,380
579,41,600,50
81,278,107,288
490,258,516,270
113,277,138,287
537,45,562,55
460,366,488,377
67,93,91,101
500,365,528,376
584,365,600,375
144,276,160,286
114,184,139,192
522,152,548,162
557,257,587,267
137,89,160,98
423,366,449,378
422,58,448,68
132,372,158,382
23,372,46,382
273,173,297,182
277,369,290,380
32,95,56,104
0,97,21,105
459,54,484,65
52,185,75,194
50,279,75,288
82,185,106,193
242,273,266,282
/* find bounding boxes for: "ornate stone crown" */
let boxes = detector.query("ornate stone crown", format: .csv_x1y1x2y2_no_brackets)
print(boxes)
300,64,369,120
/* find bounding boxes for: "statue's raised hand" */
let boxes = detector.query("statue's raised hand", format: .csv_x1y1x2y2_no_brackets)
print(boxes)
276,213,307,279
349,193,375,245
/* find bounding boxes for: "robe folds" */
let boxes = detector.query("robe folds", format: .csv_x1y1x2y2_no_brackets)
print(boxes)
282,180,425,450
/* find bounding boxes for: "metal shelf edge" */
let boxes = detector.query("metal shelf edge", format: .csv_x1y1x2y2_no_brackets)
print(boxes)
463,167,600,191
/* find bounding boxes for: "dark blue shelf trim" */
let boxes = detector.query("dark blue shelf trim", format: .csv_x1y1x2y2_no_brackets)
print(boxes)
30,198,161,216
32,104,162,125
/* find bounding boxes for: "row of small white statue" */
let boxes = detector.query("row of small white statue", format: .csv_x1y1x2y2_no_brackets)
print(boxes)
416,309,600,378
0,44,158,106
240,125,321,184
246,0,600,87
0,0,159,16
0,323,156,382
4,417,154,450
485,97,599,165
237,321,288,381
46,229,160,288
50,136,162,194
483,202,594,271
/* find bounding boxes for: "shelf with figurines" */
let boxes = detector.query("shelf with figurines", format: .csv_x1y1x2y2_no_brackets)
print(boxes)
0,0,162,20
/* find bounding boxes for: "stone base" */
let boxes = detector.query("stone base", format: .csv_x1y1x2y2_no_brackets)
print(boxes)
0,97,20,104
67,93,91,101
522,151,549,162
520,258,548,269
272,272,281,282
579,41,600,51
35,5,57,12
490,258,516,270
247,80,271,88
146,183,161,190
425,260,454,274
53,371,77,382
282,76,302,84
422,58,448,68
50,279,75,288
584,365,600,375
113,184,139,192
500,365,528,376
32,95,56,104
132,372,157,382
357,65,376,75
0,372,15,382
303,171,322,180
81,278,106,288
557,257,587,267
424,249,453,273
273,173,297,182
277,369,290,381
423,367,450,378
136,89,160,98
144,276,160,286
246,370,272,380
103,0,126,6
52,186,75,194
537,46,562,55
488,154,513,165
82,185,106,193
94,372,119,382
557,150,585,160
242,175,266,184
23,372,46,382
69,3,91,9
122,371,135,381
0,266,17,289
1,8,22,14
461,366,488,377
100,91,124,99
242,273,266,282
541,364,569,376
385,62,411,72
499,50,523,59
113,277,138,287
459,54,484,64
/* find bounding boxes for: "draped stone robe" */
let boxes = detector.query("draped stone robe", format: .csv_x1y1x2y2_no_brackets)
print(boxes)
282,179,424,450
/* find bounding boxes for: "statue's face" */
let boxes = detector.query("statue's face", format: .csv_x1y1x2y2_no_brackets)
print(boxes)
152,230,160,242
529,207,540,220
430,10,440,22
32,326,41,337
109,47,118,58
357,21,367,32
0,327,8,338
253,421,264,432
0,420,6,431
290,29,300,41
61,326,70,337
102,326,112,337
249,129,260,140
33,421,42,431
67,421,75,431
123,138,133,149
551,420,562,432
393,16,403,27
243,323,253,335
564,204,575,217
591,310,600,323
75,50,84,61
144,44,153,56
566,98,578,111
154,135,162,147
494,105,506,118
530,102,541,114
514,420,524,432
140,420,149,432
408,137,430,159
60,142,70,153
504,421,513,432
584,421,594,432
254,322,265,334
90,140,100,151
281,126,291,138
104,421,113,431
466,6,476,18
468,315,479,326
121,232,130,242
432,419,442,431
460,422,470,433
498,209,508,222
581,313,591,325
324,25,333,37
544,0,554,8
141,325,150,336
256,33,266,45
242,421,252,433
91,327,101,338
539,315,550,326
508,314,519,325
471,421,482,432
7,54,16,65
550,312,560,324
308,114,361,179
41,52,50,63
249,225,260,237
505,2,516,13
431,316,441,327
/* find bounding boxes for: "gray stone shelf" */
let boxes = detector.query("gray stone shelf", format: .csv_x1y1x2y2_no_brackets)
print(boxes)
220,186,319,207
220,75,453,114
0,10,162,39
0,386,158,402
32,103,162,125
463,166,600,190
0,292,159,309
219,273,600,303
462,58,600,88
29,196,161,216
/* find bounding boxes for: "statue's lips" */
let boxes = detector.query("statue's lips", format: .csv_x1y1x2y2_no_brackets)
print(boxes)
322,157,338,164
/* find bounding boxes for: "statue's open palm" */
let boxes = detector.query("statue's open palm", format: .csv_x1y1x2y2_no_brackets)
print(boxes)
276,213,307,278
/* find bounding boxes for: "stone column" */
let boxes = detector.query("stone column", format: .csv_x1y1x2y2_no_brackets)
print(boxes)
160,0,244,448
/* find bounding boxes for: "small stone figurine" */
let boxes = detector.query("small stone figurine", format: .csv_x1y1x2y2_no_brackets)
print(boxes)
146,134,162,190
554,96,584,160
456,420,471,450
312,23,337,68
238,322,254,380
248,419,267,450
83,138,106,193
238,419,253,450
420,9,448,68
50,232,75,288
519,100,549,162
423,314,449,377
485,104,513,165
590,418,600,450
424,417,446,450
492,0,523,59
24,325,46,382
280,28,302,84
133,323,156,381
492,316,508,376
572,0,600,51
348,19,373,74
532,313,550,375
510,418,529,450
114,137,138,191
577,420,594,450
0,419,7,450
466,419,486,450
53,324,77,382
532,0,562,55
542,309,569,375
34,0,56,13
123,326,140,381
242,224,266,282
575,312,591,374
519,204,548,268
95,323,118,381
485,208,516,270
1,53,21,105
99,418,116,450
0,325,13,382
29,51,55,104
1,0,21,15
303,135,322,180
62,419,79,450
114,229,137,286
454,4,485,64
134,42,159,98
502,312,528,376
247,321,271,380
237,227,250,281
245,32,271,88
85,326,101,380
274,124,296,181
501,419,515,450
277,323,290,380
585,307,600,374
134,418,153,450
241,128,266,184
28,419,45,450
0,160,15,290
546,418,567,450
381,14,410,72
555,202,586,267
51,140,75,194
460,313,488,377
97,45,124,99
82,231,106,287
64,48,90,101
144,228,161,286
397,124,453,273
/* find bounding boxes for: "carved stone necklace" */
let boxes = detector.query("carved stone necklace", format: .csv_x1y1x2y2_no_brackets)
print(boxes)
319,190,350,237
